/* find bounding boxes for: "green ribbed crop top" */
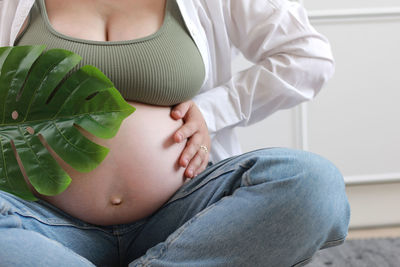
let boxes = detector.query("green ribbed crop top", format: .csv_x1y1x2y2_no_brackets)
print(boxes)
15,0,205,106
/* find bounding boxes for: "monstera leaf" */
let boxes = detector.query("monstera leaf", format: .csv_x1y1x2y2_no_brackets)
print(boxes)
0,45,135,200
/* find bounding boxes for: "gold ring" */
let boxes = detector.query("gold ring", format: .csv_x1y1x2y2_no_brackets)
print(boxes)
199,145,208,153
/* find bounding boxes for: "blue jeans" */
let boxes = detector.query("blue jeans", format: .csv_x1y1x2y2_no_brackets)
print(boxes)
0,148,350,267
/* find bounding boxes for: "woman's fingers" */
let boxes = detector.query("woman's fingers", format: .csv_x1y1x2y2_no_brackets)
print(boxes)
171,101,192,120
170,100,210,178
173,120,197,143
171,101,197,142
194,150,209,176
185,142,209,178
178,132,202,167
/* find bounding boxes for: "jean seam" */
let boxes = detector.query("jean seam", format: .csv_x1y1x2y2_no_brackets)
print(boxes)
116,231,124,267
320,236,346,249
291,237,346,267
13,211,112,234
0,193,108,232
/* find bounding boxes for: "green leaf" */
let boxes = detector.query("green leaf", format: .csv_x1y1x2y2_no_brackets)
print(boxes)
0,45,135,200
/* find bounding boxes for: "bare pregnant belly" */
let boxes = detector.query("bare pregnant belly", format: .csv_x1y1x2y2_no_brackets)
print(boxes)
36,101,187,225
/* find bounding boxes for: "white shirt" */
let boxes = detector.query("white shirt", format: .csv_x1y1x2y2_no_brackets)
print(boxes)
0,0,334,163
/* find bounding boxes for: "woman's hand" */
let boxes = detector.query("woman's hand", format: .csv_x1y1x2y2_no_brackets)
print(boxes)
171,100,210,178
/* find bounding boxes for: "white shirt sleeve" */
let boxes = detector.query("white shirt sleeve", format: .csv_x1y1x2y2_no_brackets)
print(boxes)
192,0,335,135
0,0,35,46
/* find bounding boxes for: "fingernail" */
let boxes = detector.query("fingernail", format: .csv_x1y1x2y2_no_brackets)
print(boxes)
175,133,183,142
173,110,181,117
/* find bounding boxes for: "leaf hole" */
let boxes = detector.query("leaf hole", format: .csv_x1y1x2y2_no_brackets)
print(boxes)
86,91,99,101
26,126,35,135
9,139,31,185
16,62,36,102
15,50,42,102
11,110,19,120
37,133,72,170
45,75,69,105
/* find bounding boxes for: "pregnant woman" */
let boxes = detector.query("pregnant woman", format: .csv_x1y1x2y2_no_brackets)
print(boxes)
0,0,350,266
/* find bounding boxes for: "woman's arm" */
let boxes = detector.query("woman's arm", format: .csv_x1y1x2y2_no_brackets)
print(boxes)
174,0,334,172
192,0,334,134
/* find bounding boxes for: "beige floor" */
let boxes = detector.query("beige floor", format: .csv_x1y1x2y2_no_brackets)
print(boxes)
347,226,400,239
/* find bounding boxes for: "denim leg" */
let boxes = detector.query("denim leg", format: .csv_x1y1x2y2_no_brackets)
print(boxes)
0,191,118,267
128,148,350,267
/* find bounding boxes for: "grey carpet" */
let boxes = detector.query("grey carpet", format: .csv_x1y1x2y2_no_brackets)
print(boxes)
306,238,400,267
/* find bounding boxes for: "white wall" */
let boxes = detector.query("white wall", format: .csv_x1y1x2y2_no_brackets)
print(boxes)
304,0,399,10
235,1,400,228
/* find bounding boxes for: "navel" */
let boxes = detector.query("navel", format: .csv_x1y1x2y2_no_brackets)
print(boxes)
110,196,123,206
